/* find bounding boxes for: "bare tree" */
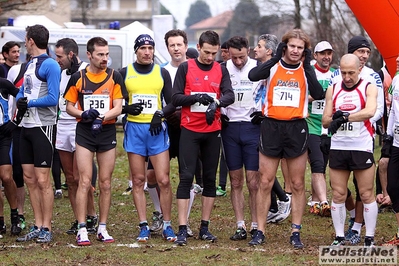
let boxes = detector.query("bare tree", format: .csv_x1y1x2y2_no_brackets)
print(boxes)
293,0,301,28
0,0,38,12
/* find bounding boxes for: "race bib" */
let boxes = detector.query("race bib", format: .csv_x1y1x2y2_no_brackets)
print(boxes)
83,95,110,115
131,94,158,114
23,109,35,123
272,86,300,107
190,92,216,113
336,122,361,137
311,100,325,115
394,122,399,142
232,87,253,108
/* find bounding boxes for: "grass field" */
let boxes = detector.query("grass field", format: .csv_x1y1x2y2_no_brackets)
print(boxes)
0,131,397,265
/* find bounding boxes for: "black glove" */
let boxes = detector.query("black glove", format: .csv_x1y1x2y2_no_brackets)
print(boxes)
273,42,287,62
123,103,144,116
68,54,80,75
303,48,312,67
381,134,393,158
221,114,229,129
250,111,265,125
328,113,349,135
166,110,181,128
81,108,100,122
1,121,17,137
195,94,214,106
149,110,163,136
17,97,28,113
206,102,218,125
332,110,345,120
91,118,103,137
320,134,331,155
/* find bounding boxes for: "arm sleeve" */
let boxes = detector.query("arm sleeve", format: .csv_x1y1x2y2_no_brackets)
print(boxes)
111,70,124,100
160,68,175,117
369,73,384,124
119,67,129,100
0,78,19,97
248,58,278,81
64,73,80,104
218,65,235,107
28,59,61,107
172,63,197,107
305,66,325,100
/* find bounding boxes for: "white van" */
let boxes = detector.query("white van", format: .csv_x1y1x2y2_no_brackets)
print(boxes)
0,22,167,69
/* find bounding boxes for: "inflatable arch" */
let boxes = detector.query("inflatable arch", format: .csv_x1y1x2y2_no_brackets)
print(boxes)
346,0,399,77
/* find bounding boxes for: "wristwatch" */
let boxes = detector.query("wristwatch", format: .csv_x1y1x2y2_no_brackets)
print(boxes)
98,115,105,121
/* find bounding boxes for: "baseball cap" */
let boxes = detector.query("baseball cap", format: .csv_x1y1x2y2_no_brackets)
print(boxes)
314,41,333,53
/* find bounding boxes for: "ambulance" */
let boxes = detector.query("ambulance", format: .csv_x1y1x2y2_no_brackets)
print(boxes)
0,20,167,69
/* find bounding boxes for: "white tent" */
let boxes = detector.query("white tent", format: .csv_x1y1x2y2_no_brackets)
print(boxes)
12,15,63,28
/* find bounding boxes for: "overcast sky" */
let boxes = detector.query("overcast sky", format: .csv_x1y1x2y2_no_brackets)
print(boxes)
160,0,240,29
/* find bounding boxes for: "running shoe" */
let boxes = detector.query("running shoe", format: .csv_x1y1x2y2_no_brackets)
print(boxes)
364,236,375,247
86,215,98,234
0,224,5,234
347,230,361,244
383,234,399,246
309,203,320,215
274,199,291,223
36,228,53,243
192,184,203,194
67,220,78,235
216,186,227,197
344,217,355,240
54,190,63,199
11,222,22,236
97,228,114,243
175,228,187,246
248,230,265,246
16,226,40,242
249,228,257,239
149,211,163,232
319,202,331,217
230,227,247,241
11,214,22,236
199,227,217,242
61,183,68,190
331,236,346,247
162,226,177,242
122,186,132,195
137,225,150,243
186,224,193,237
76,227,91,246
266,210,279,223
19,215,26,230
290,232,304,249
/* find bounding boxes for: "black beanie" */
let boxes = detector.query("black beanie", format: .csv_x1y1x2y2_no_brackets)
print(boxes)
347,36,370,54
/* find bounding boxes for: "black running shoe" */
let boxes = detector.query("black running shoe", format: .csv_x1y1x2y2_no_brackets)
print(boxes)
175,228,188,246
290,232,304,249
230,227,247,241
86,215,98,234
199,227,217,242
248,230,265,246
66,220,78,235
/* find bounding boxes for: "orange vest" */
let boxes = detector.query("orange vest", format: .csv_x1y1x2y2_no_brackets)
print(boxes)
263,62,308,120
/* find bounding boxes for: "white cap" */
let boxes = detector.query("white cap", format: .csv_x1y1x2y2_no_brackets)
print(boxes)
314,41,333,53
